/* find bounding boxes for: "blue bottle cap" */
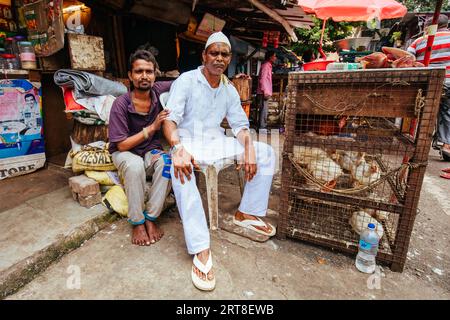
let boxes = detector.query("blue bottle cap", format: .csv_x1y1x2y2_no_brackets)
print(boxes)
368,223,375,229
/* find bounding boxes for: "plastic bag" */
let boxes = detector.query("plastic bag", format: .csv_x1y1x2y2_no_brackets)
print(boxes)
102,185,128,217
85,170,120,186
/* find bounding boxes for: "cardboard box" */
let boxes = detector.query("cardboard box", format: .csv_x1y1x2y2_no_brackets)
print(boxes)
195,13,225,39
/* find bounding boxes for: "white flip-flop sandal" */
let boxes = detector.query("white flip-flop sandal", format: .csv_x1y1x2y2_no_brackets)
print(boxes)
192,253,216,291
233,216,276,237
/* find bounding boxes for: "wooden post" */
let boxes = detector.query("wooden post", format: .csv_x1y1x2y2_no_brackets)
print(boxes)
391,70,445,272
204,165,219,230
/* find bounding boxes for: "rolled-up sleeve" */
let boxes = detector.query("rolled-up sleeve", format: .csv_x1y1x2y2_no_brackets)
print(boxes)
407,39,419,56
227,88,250,137
166,75,189,125
108,100,129,143
153,81,173,94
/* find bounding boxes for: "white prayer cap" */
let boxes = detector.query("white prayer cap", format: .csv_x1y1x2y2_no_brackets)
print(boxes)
205,31,231,50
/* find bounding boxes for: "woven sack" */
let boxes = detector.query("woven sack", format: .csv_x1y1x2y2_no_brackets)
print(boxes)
71,144,116,173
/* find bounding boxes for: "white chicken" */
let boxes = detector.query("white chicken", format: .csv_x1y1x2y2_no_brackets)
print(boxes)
308,157,343,191
293,145,343,190
349,210,384,238
336,150,366,172
352,159,381,187
293,146,329,163
366,208,390,222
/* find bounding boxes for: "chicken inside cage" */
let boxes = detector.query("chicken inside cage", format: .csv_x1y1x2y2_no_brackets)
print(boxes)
349,210,384,238
294,114,402,141
292,144,384,191
286,194,397,254
281,68,443,270
288,114,411,250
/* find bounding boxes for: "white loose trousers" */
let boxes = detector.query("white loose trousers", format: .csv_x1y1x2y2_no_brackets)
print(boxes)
171,140,276,255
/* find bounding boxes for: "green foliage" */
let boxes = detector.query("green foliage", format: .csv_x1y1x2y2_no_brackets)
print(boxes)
399,0,450,12
290,1,450,56
291,17,360,56
391,31,403,42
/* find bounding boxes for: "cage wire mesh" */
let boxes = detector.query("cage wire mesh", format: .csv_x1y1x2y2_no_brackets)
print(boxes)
278,68,445,271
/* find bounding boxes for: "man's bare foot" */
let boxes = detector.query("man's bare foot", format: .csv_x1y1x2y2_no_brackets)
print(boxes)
193,249,214,281
234,211,273,234
144,220,164,244
132,224,150,246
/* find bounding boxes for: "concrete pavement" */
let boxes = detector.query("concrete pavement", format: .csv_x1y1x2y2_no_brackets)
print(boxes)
0,186,117,299
6,209,449,300
2,147,449,300
7,153,450,299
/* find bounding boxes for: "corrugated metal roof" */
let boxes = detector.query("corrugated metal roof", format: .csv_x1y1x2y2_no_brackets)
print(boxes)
275,4,315,29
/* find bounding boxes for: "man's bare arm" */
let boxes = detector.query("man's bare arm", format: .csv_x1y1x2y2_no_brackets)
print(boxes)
162,120,181,147
163,120,198,184
117,127,157,152
117,109,170,152
236,128,257,181
236,128,252,147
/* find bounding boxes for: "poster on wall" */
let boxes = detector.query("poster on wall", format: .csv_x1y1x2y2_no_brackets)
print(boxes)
0,79,45,180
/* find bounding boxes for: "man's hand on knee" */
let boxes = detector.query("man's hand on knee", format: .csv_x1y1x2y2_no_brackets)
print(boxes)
172,146,199,184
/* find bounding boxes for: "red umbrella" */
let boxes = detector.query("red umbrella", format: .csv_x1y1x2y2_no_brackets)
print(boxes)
298,0,407,58
299,0,407,22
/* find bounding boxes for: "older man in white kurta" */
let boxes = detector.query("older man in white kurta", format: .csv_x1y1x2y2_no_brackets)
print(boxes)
163,32,276,291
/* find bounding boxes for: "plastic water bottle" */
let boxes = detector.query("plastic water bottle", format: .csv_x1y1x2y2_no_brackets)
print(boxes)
355,223,380,274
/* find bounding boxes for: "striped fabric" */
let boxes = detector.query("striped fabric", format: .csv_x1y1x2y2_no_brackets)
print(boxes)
407,30,450,82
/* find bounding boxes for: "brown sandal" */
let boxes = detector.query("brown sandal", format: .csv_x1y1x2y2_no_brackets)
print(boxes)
440,172,450,179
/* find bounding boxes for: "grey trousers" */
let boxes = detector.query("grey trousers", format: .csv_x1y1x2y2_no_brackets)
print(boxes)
438,85,450,145
112,150,171,225
258,94,269,129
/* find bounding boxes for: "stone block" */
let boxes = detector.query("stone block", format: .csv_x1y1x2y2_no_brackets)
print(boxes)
78,192,102,208
69,175,100,197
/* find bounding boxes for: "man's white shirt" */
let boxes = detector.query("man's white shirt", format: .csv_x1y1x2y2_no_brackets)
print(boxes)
166,66,250,164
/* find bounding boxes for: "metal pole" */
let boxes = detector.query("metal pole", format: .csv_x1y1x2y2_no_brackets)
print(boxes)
423,0,444,66
318,19,327,59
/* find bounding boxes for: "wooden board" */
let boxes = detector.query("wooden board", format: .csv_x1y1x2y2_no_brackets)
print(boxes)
67,33,106,71
291,84,422,118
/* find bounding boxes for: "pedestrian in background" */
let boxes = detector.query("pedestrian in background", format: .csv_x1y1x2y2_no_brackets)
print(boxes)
257,50,276,130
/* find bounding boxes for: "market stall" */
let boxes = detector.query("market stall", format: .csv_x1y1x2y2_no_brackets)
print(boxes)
273,0,448,272
0,0,56,180
278,67,445,272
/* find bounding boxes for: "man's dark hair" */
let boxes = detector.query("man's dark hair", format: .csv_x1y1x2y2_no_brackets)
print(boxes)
265,50,276,61
24,93,36,101
302,49,315,63
128,49,159,72
425,14,449,29
137,43,159,57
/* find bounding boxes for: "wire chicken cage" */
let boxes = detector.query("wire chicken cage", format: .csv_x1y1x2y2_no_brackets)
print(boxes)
278,68,445,272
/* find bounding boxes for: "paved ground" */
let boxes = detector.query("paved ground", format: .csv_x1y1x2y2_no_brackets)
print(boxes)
5,147,450,300
0,164,72,213
0,187,109,274
0,185,114,299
